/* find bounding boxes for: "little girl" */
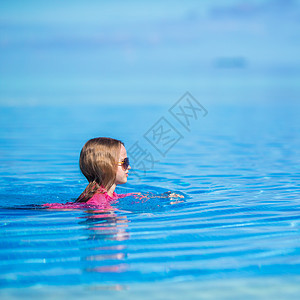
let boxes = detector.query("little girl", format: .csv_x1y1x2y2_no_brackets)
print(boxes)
44,137,183,209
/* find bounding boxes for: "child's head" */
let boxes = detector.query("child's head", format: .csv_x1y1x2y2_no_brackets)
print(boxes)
78,137,130,200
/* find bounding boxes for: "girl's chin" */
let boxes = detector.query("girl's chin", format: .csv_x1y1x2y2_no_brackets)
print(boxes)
116,178,127,185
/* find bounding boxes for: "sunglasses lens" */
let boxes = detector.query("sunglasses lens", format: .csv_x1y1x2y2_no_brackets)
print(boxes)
123,157,129,169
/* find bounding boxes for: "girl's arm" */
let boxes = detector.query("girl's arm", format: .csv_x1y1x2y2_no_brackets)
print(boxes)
121,191,184,200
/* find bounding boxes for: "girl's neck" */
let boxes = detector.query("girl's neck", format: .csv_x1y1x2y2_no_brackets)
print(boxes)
107,183,116,197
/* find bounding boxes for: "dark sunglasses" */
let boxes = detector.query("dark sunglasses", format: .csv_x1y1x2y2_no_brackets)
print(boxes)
118,157,130,170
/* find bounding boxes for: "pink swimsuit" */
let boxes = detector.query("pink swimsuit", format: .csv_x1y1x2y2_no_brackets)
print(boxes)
43,187,133,210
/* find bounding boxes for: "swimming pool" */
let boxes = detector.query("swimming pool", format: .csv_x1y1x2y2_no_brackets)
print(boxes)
0,100,300,299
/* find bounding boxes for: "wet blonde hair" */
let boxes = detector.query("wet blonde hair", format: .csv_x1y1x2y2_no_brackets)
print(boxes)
76,137,124,203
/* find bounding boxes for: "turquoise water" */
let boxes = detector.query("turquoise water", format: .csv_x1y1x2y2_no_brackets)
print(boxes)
0,100,299,299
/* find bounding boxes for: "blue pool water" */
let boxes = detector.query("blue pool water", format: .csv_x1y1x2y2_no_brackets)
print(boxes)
0,100,300,299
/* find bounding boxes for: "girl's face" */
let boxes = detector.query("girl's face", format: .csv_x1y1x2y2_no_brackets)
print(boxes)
115,144,131,185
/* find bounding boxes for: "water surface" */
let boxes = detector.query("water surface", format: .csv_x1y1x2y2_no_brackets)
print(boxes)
0,101,300,299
